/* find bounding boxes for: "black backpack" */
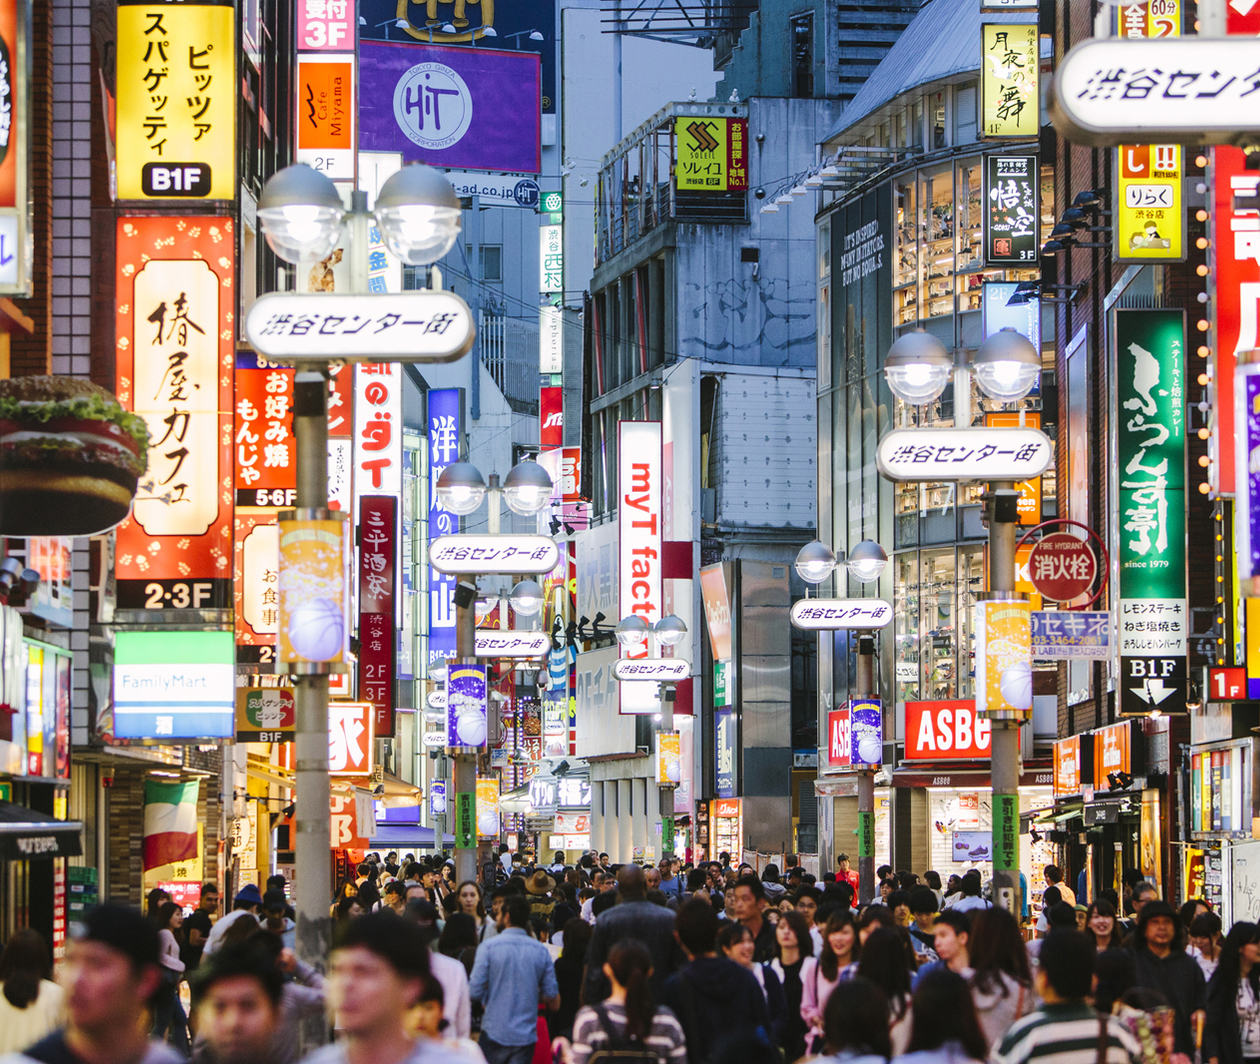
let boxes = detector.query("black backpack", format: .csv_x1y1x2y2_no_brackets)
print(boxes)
587,1003,663,1064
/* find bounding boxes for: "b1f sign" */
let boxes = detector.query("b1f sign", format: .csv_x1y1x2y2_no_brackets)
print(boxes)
619,421,662,714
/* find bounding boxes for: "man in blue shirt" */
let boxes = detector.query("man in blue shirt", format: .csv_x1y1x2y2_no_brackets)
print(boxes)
469,894,560,1064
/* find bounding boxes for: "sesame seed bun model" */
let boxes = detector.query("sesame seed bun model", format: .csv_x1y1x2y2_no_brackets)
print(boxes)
0,376,150,536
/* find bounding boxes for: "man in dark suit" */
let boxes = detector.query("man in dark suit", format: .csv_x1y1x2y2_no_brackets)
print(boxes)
583,864,683,1002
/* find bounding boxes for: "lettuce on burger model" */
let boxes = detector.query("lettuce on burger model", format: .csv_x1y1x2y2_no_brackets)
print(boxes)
0,375,150,536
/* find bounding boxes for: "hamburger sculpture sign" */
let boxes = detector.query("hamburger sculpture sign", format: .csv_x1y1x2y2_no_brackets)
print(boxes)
0,376,150,536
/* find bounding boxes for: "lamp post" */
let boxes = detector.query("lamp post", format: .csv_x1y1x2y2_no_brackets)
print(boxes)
794,539,889,905
253,162,463,989
881,327,1042,916
614,614,689,857
435,459,554,883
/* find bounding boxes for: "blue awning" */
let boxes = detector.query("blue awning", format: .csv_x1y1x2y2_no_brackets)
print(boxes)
369,823,454,850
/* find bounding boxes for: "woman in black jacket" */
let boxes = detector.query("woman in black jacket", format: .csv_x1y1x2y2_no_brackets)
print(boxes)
1205,921,1260,1064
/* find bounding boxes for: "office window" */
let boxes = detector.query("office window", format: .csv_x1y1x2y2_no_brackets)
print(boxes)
791,13,813,98
479,245,503,282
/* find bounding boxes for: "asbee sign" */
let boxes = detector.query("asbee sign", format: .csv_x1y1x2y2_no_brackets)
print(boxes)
904,700,992,760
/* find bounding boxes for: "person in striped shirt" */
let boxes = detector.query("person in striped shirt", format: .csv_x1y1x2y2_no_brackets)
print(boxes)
992,931,1142,1064
568,940,687,1064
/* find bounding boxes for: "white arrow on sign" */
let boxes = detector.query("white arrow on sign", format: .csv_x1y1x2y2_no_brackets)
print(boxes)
244,290,475,364
1131,679,1177,706
475,630,552,658
613,658,691,682
790,598,893,630
428,534,560,575
421,731,448,748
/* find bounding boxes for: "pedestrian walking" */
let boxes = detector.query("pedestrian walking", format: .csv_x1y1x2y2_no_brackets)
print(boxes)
1087,899,1125,952
469,894,561,1064
183,883,220,971
946,872,990,915
811,979,891,1064
153,900,192,1054
661,899,775,1064
584,866,682,1003
893,968,987,1064
402,899,473,1042
1129,900,1206,1056
768,910,813,1061
1093,949,1138,1017
856,927,916,1055
966,907,1032,1053
1190,911,1225,981
1204,920,1260,1064
567,940,687,1064
6,904,184,1064
716,922,786,1047
802,910,859,1053
408,972,483,1063
299,910,449,1064
992,931,1141,1064
907,888,939,963
203,885,263,957
552,918,594,1042
730,875,778,964
0,929,64,1054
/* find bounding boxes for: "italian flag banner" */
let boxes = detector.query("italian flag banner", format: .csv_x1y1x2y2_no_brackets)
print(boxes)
143,780,200,871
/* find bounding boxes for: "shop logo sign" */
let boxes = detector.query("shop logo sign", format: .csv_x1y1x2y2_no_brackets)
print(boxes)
393,63,473,151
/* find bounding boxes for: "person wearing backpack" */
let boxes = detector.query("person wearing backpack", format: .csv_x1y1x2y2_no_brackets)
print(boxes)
565,940,687,1064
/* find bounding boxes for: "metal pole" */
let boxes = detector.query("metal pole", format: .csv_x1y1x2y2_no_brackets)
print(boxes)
987,480,1022,916
854,632,876,905
292,368,331,1045
454,576,478,883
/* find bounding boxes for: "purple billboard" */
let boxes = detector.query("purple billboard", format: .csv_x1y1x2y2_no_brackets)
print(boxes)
446,663,488,747
359,42,541,174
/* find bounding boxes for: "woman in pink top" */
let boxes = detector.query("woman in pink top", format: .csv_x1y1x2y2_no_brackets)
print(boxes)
802,909,860,1051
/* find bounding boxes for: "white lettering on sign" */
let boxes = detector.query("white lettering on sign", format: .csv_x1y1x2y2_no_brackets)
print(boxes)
904,700,993,760
618,421,663,714
839,218,885,287
15,836,59,856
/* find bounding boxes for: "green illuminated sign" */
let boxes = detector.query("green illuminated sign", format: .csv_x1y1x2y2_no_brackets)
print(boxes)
455,793,475,849
541,191,563,214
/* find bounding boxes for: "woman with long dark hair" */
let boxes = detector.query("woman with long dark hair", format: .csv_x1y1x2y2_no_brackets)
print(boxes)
0,929,63,1053
717,920,787,1045
803,909,860,1056
857,927,916,1055
813,979,891,1064
1204,921,1260,1064
152,901,191,1054
455,879,491,942
437,911,480,976
569,940,687,1063
769,909,814,1061
553,918,594,1041
1087,898,1124,951
965,907,1032,1052
893,968,988,1064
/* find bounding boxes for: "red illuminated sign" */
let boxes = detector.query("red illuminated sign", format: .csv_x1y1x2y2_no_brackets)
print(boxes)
540,386,563,448
1210,666,1246,701
358,495,397,737
904,700,992,761
828,708,850,766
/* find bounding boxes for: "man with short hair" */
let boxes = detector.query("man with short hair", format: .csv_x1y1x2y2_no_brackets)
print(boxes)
583,864,683,1002
1130,900,1206,1056
659,856,684,904
993,931,1141,1064
189,938,287,1064
645,865,662,891
907,886,939,961
8,904,182,1064
469,896,560,1064
731,875,777,963
184,882,221,970
834,853,858,892
1043,864,1076,907
383,881,408,914
662,898,772,1064
299,910,448,1064
931,909,971,974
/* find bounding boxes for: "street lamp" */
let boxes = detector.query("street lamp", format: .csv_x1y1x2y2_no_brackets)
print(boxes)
880,326,1043,916
429,458,553,883
795,538,890,905
255,161,461,992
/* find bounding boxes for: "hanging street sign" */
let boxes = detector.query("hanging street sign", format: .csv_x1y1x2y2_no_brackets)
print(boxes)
790,599,894,630
1050,38,1260,145
428,534,561,574
1115,309,1187,716
244,291,475,363
474,631,552,658
876,427,1054,482
612,658,691,682
425,689,447,710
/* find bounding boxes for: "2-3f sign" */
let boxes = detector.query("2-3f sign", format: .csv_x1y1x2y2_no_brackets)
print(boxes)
142,163,212,198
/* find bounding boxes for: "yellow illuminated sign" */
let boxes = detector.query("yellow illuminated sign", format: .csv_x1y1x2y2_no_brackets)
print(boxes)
116,3,236,201
981,24,1039,138
675,117,748,192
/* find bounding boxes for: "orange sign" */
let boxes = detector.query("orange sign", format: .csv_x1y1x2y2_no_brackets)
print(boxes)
975,600,1032,717
295,54,355,178
1093,722,1131,788
330,790,371,849
1013,545,1045,610
986,413,1042,524
1053,736,1081,797
234,362,295,506
713,797,741,818
114,216,235,610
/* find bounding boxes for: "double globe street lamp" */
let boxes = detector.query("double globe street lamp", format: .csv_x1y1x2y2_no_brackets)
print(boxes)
794,537,889,904
880,325,1045,915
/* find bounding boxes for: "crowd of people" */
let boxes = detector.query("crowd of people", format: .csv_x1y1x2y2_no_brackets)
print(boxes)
0,848,1257,1064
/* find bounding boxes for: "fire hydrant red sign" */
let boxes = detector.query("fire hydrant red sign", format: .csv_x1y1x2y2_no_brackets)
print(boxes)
1027,533,1098,601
